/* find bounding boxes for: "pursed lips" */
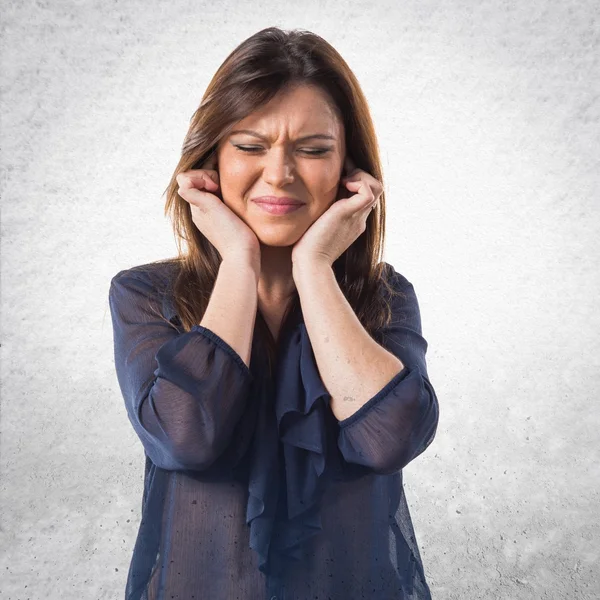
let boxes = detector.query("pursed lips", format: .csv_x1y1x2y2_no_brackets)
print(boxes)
252,196,304,205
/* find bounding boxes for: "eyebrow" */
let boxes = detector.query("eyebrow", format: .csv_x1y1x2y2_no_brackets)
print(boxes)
229,129,336,142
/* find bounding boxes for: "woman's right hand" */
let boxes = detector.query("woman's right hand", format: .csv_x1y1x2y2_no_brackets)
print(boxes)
176,153,261,268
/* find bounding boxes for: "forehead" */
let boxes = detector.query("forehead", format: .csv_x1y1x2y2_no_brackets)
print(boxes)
234,84,343,139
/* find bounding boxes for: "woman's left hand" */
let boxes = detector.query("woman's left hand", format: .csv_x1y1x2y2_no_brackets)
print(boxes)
291,156,383,267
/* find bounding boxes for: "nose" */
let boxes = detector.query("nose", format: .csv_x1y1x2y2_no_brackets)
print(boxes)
261,148,295,187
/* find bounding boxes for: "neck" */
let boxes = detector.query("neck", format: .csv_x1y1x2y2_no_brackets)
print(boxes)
258,244,297,304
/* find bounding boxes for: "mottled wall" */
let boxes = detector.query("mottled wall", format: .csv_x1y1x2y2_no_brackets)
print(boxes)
1,1,598,598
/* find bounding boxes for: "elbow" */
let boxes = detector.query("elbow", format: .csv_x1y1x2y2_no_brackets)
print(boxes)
166,427,224,471
135,417,222,472
139,428,222,472
375,411,439,474
134,390,226,472
337,372,440,475
380,378,440,473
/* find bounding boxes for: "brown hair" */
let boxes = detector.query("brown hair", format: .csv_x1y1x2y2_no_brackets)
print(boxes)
151,26,406,377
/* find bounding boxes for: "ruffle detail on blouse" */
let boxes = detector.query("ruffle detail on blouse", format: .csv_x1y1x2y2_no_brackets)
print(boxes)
244,336,281,575
273,323,331,561
244,319,332,575
245,404,280,573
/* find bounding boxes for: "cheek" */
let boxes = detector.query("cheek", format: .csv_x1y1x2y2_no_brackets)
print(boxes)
217,149,248,181
219,164,254,202
316,174,344,202
304,169,339,193
221,160,248,184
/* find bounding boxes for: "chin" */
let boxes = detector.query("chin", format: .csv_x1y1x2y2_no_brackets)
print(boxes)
257,236,300,248
253,226,305,248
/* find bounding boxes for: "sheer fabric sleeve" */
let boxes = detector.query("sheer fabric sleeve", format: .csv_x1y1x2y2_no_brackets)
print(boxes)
108,269,254,472
336,266,440,475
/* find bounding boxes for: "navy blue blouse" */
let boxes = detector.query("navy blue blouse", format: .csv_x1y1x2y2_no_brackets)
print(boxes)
108,259,439,600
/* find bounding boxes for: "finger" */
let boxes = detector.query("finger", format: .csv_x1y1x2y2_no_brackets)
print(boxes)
342,179,375,212
179,184,217,210
177,169,218,190
342,171,362,183
361,196,379,218
344,179,373,195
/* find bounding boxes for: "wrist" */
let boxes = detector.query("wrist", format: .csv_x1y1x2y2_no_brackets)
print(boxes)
292,256,333,272
222,253,260,278
292,258,333,284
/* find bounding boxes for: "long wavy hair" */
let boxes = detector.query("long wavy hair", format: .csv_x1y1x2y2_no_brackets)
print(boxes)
148,26,405,378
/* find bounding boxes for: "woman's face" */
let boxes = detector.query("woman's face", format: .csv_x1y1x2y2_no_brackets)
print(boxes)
215,84,346,247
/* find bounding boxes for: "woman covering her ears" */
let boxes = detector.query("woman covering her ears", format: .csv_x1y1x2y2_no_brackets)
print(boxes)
109,26,439,600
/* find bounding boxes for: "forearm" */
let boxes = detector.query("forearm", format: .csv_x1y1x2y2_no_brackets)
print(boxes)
199,257,259,368
292,260,405,422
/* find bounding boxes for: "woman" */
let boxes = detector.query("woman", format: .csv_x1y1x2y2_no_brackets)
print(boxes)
109,26,439,600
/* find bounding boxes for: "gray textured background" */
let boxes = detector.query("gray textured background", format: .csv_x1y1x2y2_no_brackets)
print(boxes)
1,1,598,598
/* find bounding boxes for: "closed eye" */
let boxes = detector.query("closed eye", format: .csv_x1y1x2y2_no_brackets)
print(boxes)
234,145,331,156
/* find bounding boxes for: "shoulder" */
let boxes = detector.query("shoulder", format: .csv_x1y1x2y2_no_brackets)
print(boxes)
109,259,184,324
110,258,182,292
376,262,422,329
109,260,183,321
378,261,414,293
366,264,426,349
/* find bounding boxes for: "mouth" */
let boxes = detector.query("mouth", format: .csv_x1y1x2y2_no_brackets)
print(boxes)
254,202,304,215
251,195,305,206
